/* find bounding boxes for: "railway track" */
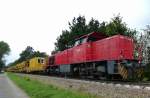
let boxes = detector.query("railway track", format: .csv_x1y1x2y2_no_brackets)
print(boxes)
19,73,150,90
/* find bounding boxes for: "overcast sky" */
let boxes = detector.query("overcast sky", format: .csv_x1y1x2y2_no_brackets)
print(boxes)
0,0,150,64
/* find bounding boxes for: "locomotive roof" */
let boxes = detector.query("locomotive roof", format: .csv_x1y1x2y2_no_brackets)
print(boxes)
75,32,108,40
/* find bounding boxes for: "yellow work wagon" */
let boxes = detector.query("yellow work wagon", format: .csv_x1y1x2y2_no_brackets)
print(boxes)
28,57,46,72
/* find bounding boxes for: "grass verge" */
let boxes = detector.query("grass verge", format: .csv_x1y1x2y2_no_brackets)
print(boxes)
7,73,100,98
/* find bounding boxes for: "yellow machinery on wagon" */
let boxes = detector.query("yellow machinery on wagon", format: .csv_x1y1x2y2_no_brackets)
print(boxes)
27,57,47,73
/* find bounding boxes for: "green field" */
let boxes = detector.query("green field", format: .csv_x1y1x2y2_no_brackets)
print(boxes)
7,73,100,98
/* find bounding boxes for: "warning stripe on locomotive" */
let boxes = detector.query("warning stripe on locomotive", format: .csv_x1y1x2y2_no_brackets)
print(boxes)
118,64,128,79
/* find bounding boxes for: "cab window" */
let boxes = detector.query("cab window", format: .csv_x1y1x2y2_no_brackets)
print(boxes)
74,40,80,46
81,38,87,44
74,38,87,46
41,59,44,64
38,59,40,63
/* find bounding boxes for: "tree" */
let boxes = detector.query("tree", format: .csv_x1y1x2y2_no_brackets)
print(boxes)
55,30,71,51
105,15,137,39
141,25,150,64
0,41,10,69
19,46,34,61
105,15,127,35
31,51,47,58
87,18,102,32
19,46,48,62
138,25,150,80
147,47,150,64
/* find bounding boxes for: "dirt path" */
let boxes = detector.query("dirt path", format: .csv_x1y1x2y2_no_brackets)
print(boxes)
0,73,29,98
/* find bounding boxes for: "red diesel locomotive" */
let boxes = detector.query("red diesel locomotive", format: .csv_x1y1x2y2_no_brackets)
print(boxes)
47,32,144,80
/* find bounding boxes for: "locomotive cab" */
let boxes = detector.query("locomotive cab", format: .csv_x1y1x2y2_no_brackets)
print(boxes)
74,32,108,46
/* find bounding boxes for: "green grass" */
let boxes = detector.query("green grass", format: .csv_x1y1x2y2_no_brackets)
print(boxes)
7,73,100,98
